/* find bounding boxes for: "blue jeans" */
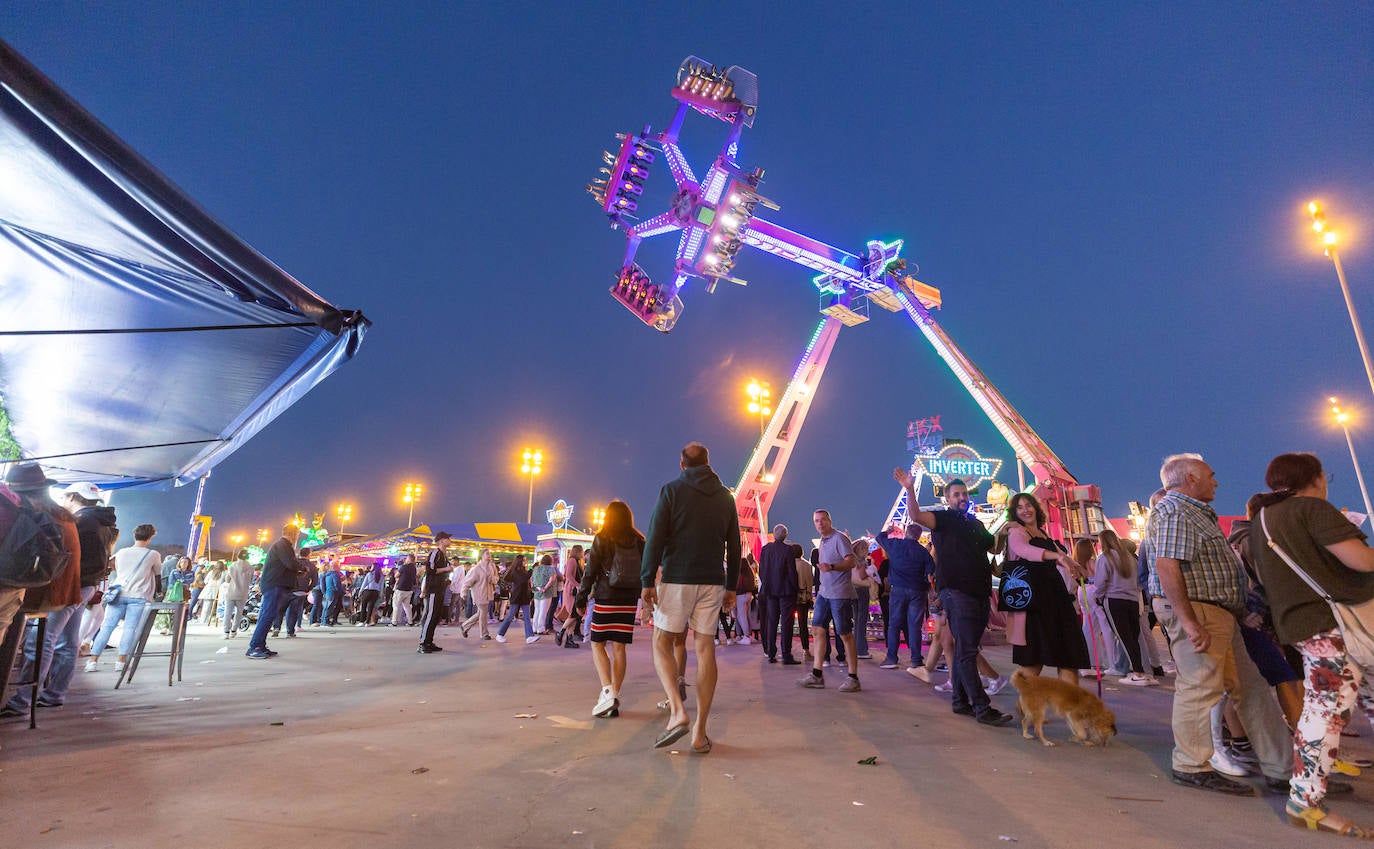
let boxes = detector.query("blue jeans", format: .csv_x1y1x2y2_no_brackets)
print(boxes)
6,599,82,710
885,585,928,666
40,587,95,703
498,603,534,638
249,586,288,652
939,588,991,715
91,596,149,659
274,595,305,634
854,586,871,656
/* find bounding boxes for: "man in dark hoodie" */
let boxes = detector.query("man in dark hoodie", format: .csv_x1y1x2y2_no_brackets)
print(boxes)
642,442,741,754
246,524,301,659
4,481,115,713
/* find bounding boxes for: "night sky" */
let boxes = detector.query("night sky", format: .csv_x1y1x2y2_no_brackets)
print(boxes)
4,3,1373,547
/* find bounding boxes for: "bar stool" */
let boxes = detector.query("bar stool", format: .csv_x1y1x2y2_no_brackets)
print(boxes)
115,601,187,689
3,612,48,729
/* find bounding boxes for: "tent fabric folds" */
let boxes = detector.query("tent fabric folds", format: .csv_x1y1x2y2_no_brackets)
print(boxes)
0,40,370,489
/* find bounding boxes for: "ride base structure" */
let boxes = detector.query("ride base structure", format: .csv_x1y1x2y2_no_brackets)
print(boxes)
588,56,1108,554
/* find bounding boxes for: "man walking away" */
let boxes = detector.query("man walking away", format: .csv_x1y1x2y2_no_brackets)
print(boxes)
392,553,416,627
642,442,740,754
758,524,800,664
418,531,454,653
876,519,934,671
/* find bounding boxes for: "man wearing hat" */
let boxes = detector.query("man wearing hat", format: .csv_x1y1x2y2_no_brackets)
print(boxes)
418,531,454,653
6,482,117,711
0,462,81,715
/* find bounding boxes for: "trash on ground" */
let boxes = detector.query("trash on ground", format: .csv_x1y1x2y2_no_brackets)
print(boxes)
514,713,538,718
852,801,864,806
269,721,284,726
411,767,430,774
857,756,878,765
998,837,1018,842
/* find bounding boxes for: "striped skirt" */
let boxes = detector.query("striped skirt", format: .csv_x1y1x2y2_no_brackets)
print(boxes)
589,601,637,644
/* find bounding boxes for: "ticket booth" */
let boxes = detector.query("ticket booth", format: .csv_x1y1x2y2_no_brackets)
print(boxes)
534,499,593,576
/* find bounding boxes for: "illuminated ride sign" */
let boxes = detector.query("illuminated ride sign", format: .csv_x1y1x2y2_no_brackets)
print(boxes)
916,443,1003,492
546,499,574,531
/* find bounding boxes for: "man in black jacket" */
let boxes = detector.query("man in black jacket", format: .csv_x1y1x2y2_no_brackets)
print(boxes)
642,442,741,753
758,523,801,665
246,524,301,659
418,531,454,653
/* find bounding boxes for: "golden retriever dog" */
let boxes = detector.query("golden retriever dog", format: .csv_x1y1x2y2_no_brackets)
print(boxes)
1010,669,1117,747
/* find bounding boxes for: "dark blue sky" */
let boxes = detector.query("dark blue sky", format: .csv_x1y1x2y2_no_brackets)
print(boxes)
5,3,1373,546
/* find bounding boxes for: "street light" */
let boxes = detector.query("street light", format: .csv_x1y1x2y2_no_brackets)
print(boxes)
402,483,423,528
1308,201,1374,399
1329,397,1374,523
745,379,772,436
230,533,245,556
336,504,353,538
591,507,606,532
257,528,269,545
521,449,543,523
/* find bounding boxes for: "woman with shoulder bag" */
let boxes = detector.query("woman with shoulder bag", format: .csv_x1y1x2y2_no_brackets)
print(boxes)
1250,453,1374,838
575,500,644,718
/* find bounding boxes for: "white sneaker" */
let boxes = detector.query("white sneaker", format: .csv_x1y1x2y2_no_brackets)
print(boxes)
985,674,1009,695
592,686,617,717
907,666,932,684
222,634,231,640
821,660,832,668
1162,660,1178,674
1119,673,1158,687
114,661,126,672
1209,748,1252,777
738,636,751,645
494,634,507,643
84,659,99,672
525,635,540,645
933,680,953,693
725,637,734,645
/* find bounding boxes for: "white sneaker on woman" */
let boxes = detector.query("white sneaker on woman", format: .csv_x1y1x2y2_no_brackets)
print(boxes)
84,659,99,672
933,680,953,693
494,634,507,643
525,635,540,645
1119,672,1158,686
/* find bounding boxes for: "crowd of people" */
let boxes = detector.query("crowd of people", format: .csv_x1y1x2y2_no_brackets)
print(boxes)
4,442,1374,839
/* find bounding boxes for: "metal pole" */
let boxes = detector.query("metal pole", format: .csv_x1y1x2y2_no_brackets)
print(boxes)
187,472,209,556
526,474,534,524
407,500,415,528
1341,423,1374,522
1331,249,1374,400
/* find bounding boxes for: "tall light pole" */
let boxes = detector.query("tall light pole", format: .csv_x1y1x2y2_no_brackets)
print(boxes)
521,449,543,523
745,379,772,436
402,483,423,528
336,504,353,538
230,533,245,557
257,528,269,546
1329,397,1374,523
591,507,606,533
1308,202,1374,400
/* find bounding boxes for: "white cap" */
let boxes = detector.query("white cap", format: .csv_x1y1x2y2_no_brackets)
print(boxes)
63,481,103,501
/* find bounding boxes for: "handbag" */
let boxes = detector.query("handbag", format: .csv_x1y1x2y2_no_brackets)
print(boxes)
102,585,122,605
1260,507,1374,667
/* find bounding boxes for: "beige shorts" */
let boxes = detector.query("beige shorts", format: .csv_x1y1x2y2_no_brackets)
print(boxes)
653,583,725,634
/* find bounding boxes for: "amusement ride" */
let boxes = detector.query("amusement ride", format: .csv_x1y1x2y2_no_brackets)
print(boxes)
587,56,1109,553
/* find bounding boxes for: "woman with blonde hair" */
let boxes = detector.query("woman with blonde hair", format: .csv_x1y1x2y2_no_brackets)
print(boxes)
459,548,498,640
1095,529,1155,685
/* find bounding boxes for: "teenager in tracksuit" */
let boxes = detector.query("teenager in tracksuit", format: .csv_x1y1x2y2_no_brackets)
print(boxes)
418,531,453,653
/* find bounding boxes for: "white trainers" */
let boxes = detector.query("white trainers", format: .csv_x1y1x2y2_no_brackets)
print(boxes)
933,680,953,693
984,674,1009,695
494,634,507,643
1209,748,1252,777
525,635,540,645
114,661,126,672
1119,672,1159,686
907,666,932,684
84,659,99,672
738,636,751,646
592,686,617,717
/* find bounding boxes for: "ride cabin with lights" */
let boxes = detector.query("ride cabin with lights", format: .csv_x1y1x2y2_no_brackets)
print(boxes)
588,56,1109,554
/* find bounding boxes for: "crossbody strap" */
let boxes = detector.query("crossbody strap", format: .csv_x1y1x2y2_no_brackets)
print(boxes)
1259,507,1336,604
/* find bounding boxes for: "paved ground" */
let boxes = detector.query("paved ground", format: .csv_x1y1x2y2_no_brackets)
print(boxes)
0,620,1366,849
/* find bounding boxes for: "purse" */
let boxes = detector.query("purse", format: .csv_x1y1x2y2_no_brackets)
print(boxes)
102,585,122,605
1260,507,1374,667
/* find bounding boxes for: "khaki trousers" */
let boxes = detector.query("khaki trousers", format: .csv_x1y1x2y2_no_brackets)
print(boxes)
1152,598,1290,778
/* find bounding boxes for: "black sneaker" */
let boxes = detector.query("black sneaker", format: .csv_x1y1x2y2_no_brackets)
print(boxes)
975,708,1014,726
767,655,778,664
952,704,975,717
1263,775,1352,795
782,656,802,665
1172,769,1255,796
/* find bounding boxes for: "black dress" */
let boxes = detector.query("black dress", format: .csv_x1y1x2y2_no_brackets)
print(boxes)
1001,535,1091,670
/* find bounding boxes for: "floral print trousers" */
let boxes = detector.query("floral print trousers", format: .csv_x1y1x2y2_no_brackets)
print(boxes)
1291,628,1374,807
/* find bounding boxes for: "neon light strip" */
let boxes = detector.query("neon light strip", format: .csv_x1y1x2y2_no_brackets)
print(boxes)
660,141,696,187
743,218,863,280
681,227,706,264
701,166,729,205
632,212,682,239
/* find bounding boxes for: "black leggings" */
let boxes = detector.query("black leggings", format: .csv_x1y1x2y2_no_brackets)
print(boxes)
359,589,380,623
1105,596,1145,674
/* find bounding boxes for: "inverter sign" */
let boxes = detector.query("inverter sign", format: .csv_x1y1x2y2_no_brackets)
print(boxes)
916,443,1003,491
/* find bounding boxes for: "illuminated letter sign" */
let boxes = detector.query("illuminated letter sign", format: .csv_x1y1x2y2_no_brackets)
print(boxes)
915,444,1003,492
546,500,574,531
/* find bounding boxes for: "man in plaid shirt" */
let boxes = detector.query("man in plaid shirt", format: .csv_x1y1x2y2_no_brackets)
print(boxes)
1146,453,1293,796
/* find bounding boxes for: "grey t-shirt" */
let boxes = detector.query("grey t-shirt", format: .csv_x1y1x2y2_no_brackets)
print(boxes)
817,530,857,599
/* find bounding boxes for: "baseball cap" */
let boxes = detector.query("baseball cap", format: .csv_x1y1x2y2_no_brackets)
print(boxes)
63,481,103,501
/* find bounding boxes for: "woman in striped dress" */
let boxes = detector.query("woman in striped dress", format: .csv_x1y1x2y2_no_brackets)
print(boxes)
575,500,644,718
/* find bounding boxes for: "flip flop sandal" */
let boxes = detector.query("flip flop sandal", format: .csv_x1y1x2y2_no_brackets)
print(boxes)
1333,759,1363,777
1342,756,1374,769
653,722,690,749
1287,803,1374,838
692,737,712,754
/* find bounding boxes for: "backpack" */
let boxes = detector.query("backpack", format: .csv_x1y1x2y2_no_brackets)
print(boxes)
607,542,642,591
0,501,72,589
